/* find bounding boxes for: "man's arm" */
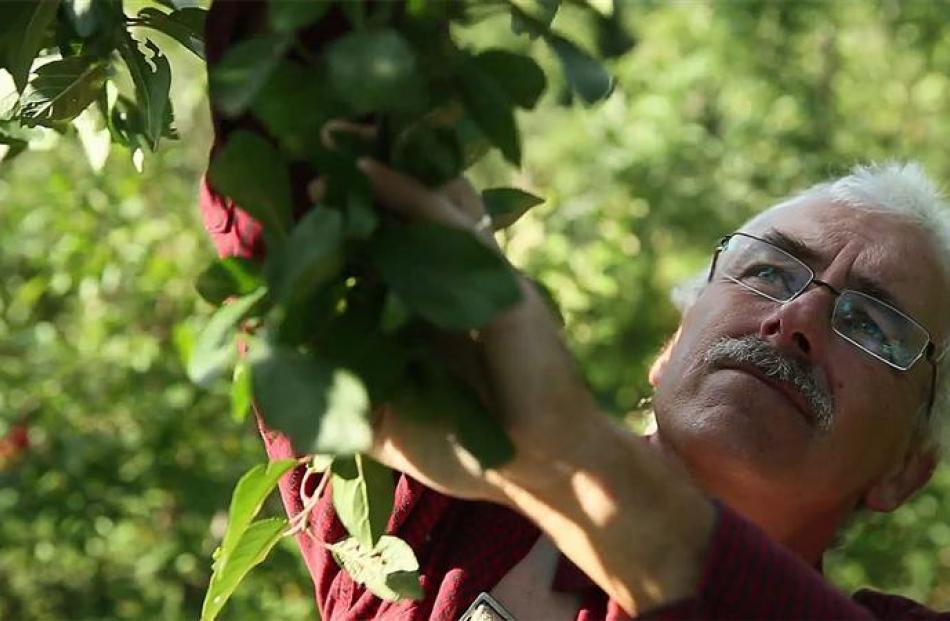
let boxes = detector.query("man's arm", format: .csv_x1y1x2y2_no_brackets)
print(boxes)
480,278,716,616
359,159,716,616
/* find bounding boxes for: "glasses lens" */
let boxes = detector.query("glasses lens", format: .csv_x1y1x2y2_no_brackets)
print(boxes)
718,235,811,302
833,290,928,369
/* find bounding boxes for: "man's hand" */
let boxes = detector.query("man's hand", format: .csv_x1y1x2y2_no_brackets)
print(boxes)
349,157,555,501
354,158,594,496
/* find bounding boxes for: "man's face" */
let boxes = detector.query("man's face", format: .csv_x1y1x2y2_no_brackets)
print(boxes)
653,199,948,522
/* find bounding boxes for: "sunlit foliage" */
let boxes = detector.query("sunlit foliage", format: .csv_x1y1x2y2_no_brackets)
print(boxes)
1,1,949,619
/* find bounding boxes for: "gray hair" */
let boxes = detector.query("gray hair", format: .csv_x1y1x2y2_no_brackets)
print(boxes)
671,162,950,451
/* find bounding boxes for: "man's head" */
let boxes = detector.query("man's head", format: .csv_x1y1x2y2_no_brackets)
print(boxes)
650,163,950,551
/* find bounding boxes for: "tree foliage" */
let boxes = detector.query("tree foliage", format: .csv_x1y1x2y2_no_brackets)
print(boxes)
1,1,950,620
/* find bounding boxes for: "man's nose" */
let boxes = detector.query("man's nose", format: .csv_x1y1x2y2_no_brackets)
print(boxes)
758,284,836,357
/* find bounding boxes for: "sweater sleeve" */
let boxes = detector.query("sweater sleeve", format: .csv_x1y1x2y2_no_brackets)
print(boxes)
642,502,947,620
692,502,874,619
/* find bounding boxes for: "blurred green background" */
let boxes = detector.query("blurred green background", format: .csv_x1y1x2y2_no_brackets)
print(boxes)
2,1,950,619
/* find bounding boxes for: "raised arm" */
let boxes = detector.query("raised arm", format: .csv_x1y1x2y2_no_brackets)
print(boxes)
358,159,715,615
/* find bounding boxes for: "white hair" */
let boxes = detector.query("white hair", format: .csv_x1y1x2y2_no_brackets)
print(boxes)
671,162,950,451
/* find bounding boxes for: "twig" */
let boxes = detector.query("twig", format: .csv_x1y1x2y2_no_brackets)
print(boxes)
284,467,331,539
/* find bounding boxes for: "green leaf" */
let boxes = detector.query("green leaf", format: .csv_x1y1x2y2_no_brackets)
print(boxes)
326,29,426,115
136,7,207,59
391,123,464,187
456,55,520,165
201,517,287,621
172,322,196,371
316,305,410,405
187,287,267,387
210,34,290,118
200,459,296,617
331,455,394,550
251,61,335,157
0,0,61,93
384,570,425,601
19,56,107,125
510,0,559,39
0,142,27,163
388,358,449,425
594,8,635,59
73,102,111,172
393,360,514,469
230,361,252,423
249,341,372,455
265,207,344,304
63,0,98,38
196,257,264,306
456,116,491,169
452,383,515,469
101,92,159,158
370,221,522,330
474,50,546,110
339,1,366,31
207,130,293,240
380,293,410,334
0,119,43,146
482,187,544,230
329,536,423,602
219,460,295,559
546,35,613,105
345,191,379,240
118,35,171,150
267,0,330,33
270,280,345,347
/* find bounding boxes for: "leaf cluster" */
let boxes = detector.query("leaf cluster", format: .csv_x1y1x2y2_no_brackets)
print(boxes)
191,0,618,616
0,0,620,617
0,0,204,166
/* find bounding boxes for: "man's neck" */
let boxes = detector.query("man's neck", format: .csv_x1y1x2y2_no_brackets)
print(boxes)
646,431,848,566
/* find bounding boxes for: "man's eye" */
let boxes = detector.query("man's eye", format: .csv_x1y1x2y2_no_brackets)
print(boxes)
840,307,897,361
741,263,787,284
752,265,780,280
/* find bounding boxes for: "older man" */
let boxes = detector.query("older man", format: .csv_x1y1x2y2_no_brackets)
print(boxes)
201,159,950,619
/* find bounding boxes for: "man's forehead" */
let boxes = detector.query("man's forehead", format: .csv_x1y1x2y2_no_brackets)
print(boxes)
742,200,932,266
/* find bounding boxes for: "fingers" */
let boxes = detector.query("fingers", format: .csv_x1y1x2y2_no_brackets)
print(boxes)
440,177,484,222
307,177,327,204
357,158,474,230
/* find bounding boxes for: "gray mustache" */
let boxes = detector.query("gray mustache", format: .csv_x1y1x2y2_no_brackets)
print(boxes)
703,336,835,430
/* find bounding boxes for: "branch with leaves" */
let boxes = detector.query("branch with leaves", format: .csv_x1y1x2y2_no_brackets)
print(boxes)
0,0,204,167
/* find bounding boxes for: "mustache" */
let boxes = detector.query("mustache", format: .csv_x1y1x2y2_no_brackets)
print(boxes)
703,335,835,430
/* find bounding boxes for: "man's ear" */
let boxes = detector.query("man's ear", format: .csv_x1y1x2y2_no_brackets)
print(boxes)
862,444,937,512
649,326,683,388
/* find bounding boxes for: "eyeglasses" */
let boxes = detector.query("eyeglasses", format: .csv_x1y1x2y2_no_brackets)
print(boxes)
707,232,941,414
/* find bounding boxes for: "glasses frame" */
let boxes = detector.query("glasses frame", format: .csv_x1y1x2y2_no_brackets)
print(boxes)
707,232,941,414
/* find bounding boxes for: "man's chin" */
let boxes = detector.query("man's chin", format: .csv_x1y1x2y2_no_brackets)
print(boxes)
654,404,809,494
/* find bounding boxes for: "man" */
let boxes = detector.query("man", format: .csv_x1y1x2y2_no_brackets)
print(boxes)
360,159,950,620
201,158,950,619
